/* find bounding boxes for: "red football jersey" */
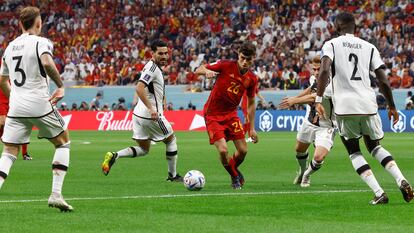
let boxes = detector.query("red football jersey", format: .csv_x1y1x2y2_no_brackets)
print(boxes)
204,60,258,116
0,59,8,106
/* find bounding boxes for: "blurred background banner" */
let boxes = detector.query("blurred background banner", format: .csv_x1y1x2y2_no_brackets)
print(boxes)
58,110,414,132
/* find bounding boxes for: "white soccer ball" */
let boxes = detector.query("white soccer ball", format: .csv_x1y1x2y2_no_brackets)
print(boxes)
184,170,205,191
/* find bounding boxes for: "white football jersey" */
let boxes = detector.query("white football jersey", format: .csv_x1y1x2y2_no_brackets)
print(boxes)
321,33,384,115
133,60,165,118
0,33,54,117
305,75,335,127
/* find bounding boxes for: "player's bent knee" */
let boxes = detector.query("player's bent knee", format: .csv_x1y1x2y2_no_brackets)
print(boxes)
295,141,309,153
313,154,325,163
2,144,20,156
51,130,70,148
218,147,228,156
57,141,71,149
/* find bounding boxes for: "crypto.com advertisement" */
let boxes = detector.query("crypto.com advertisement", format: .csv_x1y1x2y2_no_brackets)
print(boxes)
58,110,413,132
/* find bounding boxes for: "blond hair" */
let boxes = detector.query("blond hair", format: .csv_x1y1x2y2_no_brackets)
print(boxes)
19,6,40,30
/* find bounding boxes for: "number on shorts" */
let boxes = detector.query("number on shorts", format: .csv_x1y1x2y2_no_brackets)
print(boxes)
232,121,243,133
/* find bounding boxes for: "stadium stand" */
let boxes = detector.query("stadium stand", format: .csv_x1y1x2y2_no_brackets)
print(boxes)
0,0,413,108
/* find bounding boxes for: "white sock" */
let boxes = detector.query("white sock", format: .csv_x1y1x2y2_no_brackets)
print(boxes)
166,154,177,177
372,146,406,186
350,152,384,197
117,146,148,158
52,170,66,195
296,151,308,174
303,159,323,177
360,170,384,197
166,136,178,177
0,153,17,189
52,144,70,195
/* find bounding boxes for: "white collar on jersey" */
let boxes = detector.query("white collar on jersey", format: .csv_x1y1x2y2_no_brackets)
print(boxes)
345,33,355,37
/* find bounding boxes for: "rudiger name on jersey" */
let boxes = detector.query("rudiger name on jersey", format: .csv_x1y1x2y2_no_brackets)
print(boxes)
342,42,362,49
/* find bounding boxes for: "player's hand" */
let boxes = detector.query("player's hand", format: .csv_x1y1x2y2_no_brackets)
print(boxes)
315,103,326,120
149,108,159,120
249,129,259,144
388,107,399,126
49,87,65,106
205,70,218,79
278,97,294,109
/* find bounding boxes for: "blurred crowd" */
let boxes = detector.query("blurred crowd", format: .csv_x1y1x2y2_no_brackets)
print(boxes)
1,0,414,91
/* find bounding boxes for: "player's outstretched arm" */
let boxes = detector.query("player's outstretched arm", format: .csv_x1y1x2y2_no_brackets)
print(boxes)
136,82,158,120
195,65,218,79
296,86,312,98
41,54,64,105
278,93,316,109
247,96,258,143
375,68,398,125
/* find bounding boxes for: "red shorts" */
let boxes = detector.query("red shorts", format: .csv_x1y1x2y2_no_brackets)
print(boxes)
205,112,245,144
0,102,9,116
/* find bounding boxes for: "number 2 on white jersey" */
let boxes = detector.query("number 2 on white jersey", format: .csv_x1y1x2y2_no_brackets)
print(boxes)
349,53,361,81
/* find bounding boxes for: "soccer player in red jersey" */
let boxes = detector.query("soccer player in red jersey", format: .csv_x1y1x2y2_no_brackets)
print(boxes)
195,42,258,189
0,88,32,160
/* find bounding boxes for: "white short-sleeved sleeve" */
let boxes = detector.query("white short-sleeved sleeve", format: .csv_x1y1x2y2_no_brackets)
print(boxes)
37,38,53,56
0,57,9,76
370,47,384,71
321,41,334,61
139,69,155,85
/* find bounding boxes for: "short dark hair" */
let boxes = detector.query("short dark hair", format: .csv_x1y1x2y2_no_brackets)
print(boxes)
239,42,256,57
335,12,355,26
151,39,168,52
19,6,40,30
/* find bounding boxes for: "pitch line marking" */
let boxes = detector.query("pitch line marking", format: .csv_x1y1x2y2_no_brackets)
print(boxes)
0,189,370,204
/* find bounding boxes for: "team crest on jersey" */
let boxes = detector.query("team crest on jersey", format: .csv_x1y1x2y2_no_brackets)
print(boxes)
243,79,250,87
391,110,406,133
259,111,273,132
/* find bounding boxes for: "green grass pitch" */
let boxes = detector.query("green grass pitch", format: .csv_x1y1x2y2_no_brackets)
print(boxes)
1,131,414,233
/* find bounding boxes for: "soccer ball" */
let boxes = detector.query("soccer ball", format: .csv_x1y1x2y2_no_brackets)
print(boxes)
183,170,205,191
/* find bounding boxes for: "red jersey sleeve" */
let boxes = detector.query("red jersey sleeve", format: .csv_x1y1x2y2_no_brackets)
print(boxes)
205,60,225,73
245,74,258,98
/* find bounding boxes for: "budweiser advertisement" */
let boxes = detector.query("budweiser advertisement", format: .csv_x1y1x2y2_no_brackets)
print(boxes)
59,111,207,131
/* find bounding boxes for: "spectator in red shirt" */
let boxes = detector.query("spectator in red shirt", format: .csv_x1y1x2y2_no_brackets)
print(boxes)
388,69,401,89
400,69,413,88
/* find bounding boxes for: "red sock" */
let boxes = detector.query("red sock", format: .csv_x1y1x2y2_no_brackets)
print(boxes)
232,154,244,167
22,144,28,156
228,158,239,176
